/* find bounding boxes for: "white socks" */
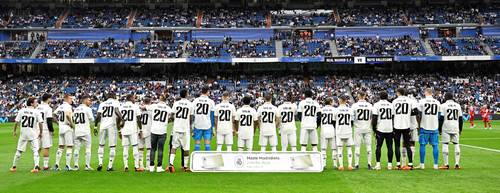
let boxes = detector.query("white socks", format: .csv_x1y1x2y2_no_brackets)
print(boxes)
108,147,115,168
98,145,104,166
123,146,129,168
65,148,72,167
442,143,449,166
12,151,21,167
455,144,460,166
55,148,63,166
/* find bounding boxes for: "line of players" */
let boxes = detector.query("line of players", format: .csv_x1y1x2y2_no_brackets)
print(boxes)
9,86,464,172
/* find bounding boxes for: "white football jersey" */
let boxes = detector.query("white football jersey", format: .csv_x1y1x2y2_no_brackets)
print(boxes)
97,99,121,129
277,102,297,132
119,101,141,136
235,105,258,139
257,102,278,136
320,105,336,138
73,104,94,137
140,105,153,137
392,96,416,130
334,104,353,138
418,96,440,131
352,100,373,133
36,102,52,132
172,98,194,133
214,101,236,135
149,102,173,135
15,107,43,140
54,102,73,133
373,100,393,133
440,100,463,134
298,98,320,129
193,95,215,130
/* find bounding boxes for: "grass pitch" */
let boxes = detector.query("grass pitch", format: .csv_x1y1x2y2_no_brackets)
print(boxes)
0,121,499,193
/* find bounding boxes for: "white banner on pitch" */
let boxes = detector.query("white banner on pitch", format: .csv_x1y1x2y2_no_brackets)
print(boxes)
190,151,323,172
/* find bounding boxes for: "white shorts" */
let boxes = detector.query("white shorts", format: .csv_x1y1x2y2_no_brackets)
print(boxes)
354,131,372,148
138,135,151,149
17,137,39,152
237,138,253,150
40,131,52,149
321,137,337,150
300,128,318,145
99,126,117,147
441,132,460,144
171,132,190,150
281,130,297,148
336,137,354,147
74,134,92,149
217,133,233,145
122,134,138,146
58,130,74,146
411,128,419,142
259,135,277,147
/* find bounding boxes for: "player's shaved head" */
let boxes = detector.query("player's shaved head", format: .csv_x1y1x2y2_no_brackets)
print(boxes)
264,93,272,102
242,96,251,105
396,88,406,96
41,93,52,102
159,94,167,102
304,89,313,98
379,91,388,100
444,92,453,101
180,89,188,98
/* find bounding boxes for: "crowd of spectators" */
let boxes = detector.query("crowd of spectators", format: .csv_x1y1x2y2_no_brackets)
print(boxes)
336,35,426,56
1,5,499,28
0,41,37,58
201,8,266,28
134,39,184,58
63,8,130,28
283,39,331,57
37,38,134,58
186,37,276,58
429,37,488,56
0,73,497,118
484,37,500,55
133,8,196,27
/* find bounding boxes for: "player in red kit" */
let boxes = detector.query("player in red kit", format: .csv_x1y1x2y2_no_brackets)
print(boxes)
479,106,493,130
468,104,475,128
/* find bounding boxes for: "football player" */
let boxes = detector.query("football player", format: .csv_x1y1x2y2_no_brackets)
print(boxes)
277,92,297,151
417,88,441,170
95,92,123,171
54,94,75,171
392,88,417,170
192,87,215,151
169,89,194,172
334,95,354,171
10,97,43,173
438,92,464,170
214,92,237,151
118,94,143,172
36,93,55,170
352,91,373,170
139,97,153,171
235,96,258,151
149,94,173,172
298,90,321,152
320,98,336,169
372,91,394,170
72,95,94,171
257,93,278,151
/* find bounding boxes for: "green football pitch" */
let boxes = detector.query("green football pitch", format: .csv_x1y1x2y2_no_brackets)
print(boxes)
0,121,499,193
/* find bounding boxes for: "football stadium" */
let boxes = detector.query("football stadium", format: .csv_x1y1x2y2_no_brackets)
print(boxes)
0,0,499,192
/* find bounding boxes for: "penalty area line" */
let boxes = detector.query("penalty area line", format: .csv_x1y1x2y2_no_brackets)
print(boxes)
461,144,500,153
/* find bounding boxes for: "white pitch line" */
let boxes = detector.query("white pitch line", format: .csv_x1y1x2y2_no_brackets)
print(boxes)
461,138,500,140
461,144,500,153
